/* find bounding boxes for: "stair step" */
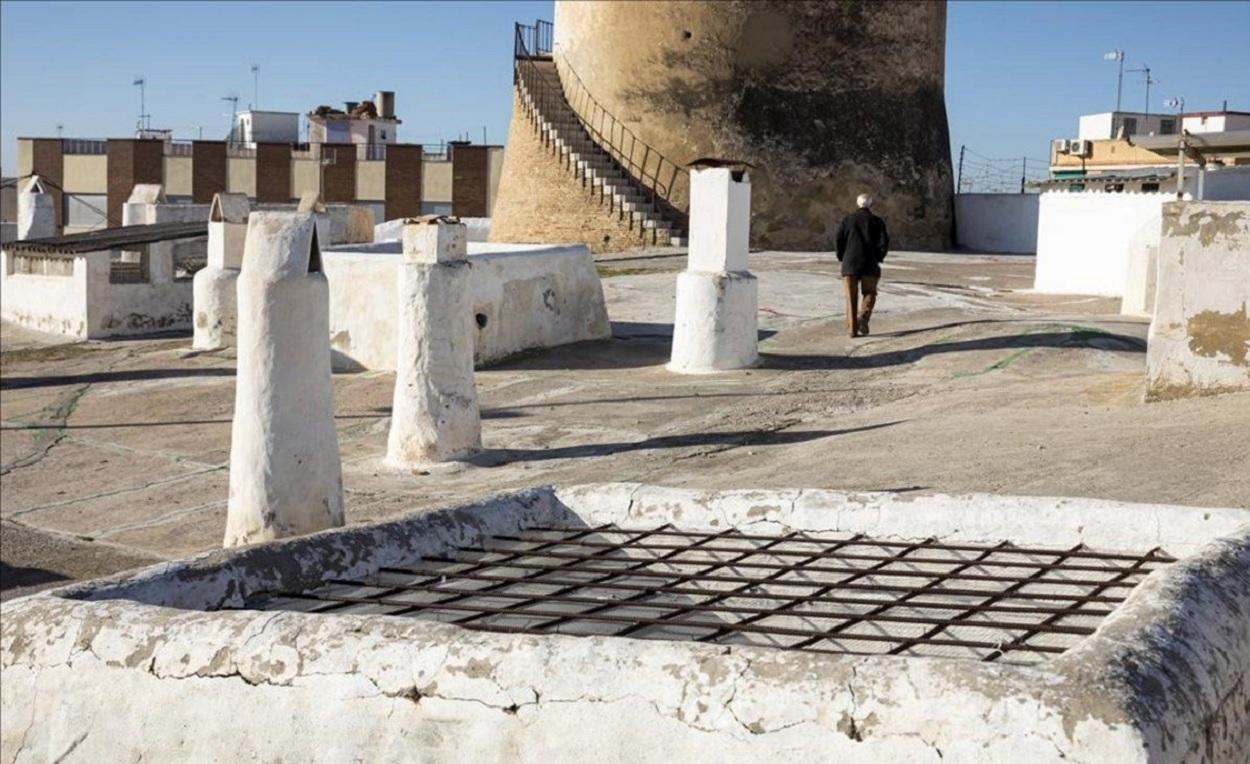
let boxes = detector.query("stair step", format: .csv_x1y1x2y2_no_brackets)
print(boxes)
517,73,688,247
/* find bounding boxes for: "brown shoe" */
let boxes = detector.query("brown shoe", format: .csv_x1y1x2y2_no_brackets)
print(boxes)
858,315,871,336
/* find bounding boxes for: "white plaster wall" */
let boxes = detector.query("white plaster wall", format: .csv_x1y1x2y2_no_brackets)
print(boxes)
1200,166,1250,201
1034,192,1170,296
97,280,193,337
2,485,1246,764
1077,113,1113,140
375,217,490,243
1146,201,1250,399
954,194,1039,254
0,251,97,338
322,241,609,371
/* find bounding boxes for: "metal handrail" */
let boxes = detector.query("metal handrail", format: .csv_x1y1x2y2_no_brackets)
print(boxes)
513,21,687,234
554,48,688,220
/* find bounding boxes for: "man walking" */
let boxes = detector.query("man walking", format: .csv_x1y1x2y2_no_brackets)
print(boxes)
835,193,890,337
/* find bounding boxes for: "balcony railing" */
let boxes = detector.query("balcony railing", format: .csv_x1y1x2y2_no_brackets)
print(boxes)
63,139,107,155
165,140,194,157
515,19,553,59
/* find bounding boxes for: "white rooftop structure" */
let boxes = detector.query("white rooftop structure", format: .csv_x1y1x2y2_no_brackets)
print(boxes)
232,110,301,145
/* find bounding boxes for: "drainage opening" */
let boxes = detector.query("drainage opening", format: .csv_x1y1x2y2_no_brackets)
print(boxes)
244,525,1172,665
475,313,488,329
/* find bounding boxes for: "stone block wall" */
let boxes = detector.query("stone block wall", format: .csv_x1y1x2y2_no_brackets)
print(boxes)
489,93,655,253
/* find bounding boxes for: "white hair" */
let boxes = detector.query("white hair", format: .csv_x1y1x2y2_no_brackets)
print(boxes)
857,193,873,209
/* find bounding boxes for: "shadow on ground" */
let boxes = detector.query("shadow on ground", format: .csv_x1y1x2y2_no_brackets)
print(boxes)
762,329,1144,371
0,561,69,593
0,367,237,390
485,421,900,464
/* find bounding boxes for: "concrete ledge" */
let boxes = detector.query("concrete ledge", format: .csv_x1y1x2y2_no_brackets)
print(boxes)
323,241,610,370
1146,201,1250,400
3,485,1247,762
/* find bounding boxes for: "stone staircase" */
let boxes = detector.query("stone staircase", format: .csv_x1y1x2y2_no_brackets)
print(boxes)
515,58,687,247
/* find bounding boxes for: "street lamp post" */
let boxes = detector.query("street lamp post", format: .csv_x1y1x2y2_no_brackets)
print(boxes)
1164,97,1186,198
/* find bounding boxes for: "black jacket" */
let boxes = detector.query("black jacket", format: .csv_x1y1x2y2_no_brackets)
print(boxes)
835,208,890,277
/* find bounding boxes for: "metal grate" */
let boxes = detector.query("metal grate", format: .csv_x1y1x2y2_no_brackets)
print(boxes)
244,525,1173,664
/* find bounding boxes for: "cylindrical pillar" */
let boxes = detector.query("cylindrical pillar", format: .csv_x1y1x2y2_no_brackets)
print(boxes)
193,193,250,350
669,166,759,373
224,211,343,547
386,217,482,467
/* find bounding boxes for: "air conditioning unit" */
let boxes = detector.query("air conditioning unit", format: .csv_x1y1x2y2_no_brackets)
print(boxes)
1070,140,1091,158
1051,139,1070,155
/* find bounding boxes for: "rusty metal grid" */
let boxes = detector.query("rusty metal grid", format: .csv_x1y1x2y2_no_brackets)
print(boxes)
244,525,1173,664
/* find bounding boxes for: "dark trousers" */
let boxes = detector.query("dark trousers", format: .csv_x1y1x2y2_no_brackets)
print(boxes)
842,274,879,335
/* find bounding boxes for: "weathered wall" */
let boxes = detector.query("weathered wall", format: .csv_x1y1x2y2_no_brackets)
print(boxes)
1034,191,1167,296
321,240,610,371
954,193,1038,254
1146,201,1250,400
0,251,98,338
2,485,1247,763
0,247,192,339
490,93,659,253
517,0,954,250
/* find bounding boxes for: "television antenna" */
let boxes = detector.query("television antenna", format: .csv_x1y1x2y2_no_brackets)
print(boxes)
133,76,150,131
222,93,240,140
1102,50,1125,112
1127,64,1155,117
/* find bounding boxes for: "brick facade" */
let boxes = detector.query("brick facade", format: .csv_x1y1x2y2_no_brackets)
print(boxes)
191,141,227,204
30,139,65,229
384,144,423,221
451,144,489,217
106,139,163,227
255,143,292,203
321,144,356,203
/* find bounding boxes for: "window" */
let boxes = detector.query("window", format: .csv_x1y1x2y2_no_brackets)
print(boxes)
63,194,108,230
381,130,387,140
1121,117,1138,136
1160,119,1176,135
1141,182,1160,192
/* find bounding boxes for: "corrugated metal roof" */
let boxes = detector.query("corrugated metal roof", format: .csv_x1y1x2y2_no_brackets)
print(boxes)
4,221,207,255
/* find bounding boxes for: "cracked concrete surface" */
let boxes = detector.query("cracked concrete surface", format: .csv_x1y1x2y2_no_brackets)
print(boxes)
2,485,1247,762
3,251,1248,601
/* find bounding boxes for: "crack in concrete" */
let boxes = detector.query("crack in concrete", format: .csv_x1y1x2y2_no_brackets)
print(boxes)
7,466,227,519
0,382,91,477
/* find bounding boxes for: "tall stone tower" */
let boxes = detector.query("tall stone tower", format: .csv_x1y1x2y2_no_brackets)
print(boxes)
491,0,954,252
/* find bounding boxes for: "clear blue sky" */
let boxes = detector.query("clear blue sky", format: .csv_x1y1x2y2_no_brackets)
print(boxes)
3,1,1248,174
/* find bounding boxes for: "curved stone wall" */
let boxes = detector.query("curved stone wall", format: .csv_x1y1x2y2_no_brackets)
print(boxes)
527,0,953,251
